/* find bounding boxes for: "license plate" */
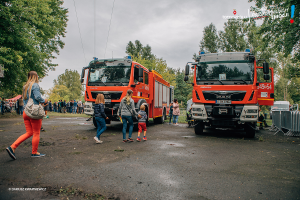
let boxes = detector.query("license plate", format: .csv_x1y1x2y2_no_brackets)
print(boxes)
105,99,111,103
215,100,231,104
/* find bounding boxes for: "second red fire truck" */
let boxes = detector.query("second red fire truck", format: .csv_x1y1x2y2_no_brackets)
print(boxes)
184,50,274,138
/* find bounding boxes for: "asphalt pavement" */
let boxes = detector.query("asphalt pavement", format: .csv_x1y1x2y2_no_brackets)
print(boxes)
0,115,299,200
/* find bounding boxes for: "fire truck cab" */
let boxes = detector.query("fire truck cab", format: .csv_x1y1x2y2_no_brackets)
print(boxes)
81,57,174,127
185,50,274,138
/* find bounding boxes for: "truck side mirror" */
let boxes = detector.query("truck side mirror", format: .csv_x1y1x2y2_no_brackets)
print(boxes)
264,74,270,80
263,62,269,74
184,76,189,82
185,64,190,76
139,67,143,77
81,68,85,83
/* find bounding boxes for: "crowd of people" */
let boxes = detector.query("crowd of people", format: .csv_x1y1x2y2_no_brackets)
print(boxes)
0,97,24,115
0,97,85,115
46,99,84,114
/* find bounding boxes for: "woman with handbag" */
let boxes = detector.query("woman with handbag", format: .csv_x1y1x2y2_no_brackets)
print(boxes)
6,71,47,160
118,90,140,143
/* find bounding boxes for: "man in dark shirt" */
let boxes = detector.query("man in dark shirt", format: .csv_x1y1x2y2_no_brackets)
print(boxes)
69,100,74,113
58,100,62,113
63,100,66,113
49,100,52,112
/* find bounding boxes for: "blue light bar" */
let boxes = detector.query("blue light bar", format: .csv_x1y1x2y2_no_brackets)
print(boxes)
93,57,98,61
200,51,205,55
245,49,251,53
127,56,132,59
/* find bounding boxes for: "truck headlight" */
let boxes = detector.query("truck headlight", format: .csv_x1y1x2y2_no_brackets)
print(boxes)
246,115,257,118
247,109,257,113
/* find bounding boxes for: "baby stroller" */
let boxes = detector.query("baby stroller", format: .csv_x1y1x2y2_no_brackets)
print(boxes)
4,104,11,113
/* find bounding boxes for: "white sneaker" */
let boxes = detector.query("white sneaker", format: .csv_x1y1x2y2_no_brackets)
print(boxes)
96,140,103,144
94,136,100,143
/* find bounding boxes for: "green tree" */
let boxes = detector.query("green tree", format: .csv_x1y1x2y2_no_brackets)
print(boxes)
126,40,176,87
174,69,193,107
218,19,248,52
275,53,300,104
249,0,300,62
126,40,154,60
0,0,68,95
47,85,71,102
132,55,176,87
48,69,83,101
200,23,220,53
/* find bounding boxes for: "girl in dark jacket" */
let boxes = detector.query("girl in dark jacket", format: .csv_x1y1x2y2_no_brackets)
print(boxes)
94,94,109,144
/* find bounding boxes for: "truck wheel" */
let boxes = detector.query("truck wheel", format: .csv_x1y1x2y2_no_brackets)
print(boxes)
244,122,256,138
155,115,164,124
93,117,97,128
194,120,204,135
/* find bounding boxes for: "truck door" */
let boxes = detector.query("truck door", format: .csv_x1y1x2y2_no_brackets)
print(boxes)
143,71,150,99
256,67,274,106
134,65,147,99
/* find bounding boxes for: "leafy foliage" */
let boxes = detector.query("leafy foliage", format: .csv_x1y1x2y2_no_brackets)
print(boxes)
199,23,219,53
47,69,83,102
126,40,154,60
0,0,68,96
249,0,300,62
126,41,176,87
174,69,193,107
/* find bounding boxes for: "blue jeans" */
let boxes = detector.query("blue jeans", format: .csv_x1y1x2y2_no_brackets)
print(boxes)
122,115,133,140
19,106,23,115
173,115,179,124
169,114,173,124
72,106,77,114
96,117,107,139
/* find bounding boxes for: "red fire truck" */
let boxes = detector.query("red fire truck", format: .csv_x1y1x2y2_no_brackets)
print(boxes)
184,50,274,138
81,57,174,127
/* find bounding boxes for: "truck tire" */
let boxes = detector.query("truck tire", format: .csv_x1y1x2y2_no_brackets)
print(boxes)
154,115,164,124
93,117,97,128
154,109,166,124
244,122,256,138
194,120,204,135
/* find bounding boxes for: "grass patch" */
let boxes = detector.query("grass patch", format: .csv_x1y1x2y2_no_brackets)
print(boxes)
13,121,24,126
47,112,90,118
47,186,106,199
259,136,264,142
114,146,124,152
75,134,88,140
0,112,22,119
114,149,124,152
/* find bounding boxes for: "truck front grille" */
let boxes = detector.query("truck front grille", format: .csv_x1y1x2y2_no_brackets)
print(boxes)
91,92,123,100
203,91,246,101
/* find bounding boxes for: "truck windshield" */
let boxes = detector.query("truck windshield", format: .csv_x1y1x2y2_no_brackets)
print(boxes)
88,60,132,86
196,62,254,84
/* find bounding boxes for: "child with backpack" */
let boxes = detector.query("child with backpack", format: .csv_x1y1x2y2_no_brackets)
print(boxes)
136,105,147,141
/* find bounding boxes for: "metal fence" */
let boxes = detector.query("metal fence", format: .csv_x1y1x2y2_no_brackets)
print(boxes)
271,111,300,136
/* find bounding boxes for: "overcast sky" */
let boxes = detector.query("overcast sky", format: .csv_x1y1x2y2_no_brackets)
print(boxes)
40,0,256,92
